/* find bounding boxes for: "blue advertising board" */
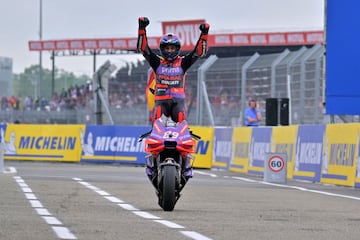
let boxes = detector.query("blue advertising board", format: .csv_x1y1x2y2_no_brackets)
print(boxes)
326,0,360,114
213,127,233,170
248,127,272,175
80,125,149,164
0,124,5,144
293,125,325,182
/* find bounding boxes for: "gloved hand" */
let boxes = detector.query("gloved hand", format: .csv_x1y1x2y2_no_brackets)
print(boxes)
139,17,150,30
199,23,210,34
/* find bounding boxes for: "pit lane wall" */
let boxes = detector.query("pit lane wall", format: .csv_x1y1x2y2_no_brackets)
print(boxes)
1,123,360,187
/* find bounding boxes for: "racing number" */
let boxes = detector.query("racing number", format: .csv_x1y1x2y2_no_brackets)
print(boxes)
268,155,285,172
163,131,179,139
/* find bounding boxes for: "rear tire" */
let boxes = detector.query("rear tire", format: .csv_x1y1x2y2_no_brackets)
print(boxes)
161,165,177,211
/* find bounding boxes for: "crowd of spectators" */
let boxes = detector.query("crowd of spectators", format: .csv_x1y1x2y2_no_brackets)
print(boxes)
107,59,245,122
0,58,253,125
0,82,94,112
1,48,325,126
108,81,147,109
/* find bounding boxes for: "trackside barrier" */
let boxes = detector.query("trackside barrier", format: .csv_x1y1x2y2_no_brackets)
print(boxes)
1,123,360,187
0,143,4,173
0,123,5,173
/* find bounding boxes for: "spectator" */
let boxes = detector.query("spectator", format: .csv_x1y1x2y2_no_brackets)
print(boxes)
24,96,33,110
1,96,8,110
244,99,262,127
8,96,16,109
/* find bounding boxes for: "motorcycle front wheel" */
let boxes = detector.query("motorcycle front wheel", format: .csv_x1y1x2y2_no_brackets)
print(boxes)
160,165,177,211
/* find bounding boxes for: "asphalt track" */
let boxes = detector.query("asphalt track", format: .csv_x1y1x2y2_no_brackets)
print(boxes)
1,161,360,240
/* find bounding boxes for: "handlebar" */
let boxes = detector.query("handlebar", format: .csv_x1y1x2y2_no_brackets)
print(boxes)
190,131,201,140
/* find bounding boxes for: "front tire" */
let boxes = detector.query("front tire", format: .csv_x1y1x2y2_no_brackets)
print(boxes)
161,165,177,211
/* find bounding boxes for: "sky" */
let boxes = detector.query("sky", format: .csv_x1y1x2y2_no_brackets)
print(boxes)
0,0,325,76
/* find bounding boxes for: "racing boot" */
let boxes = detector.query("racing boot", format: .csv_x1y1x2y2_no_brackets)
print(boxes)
145,155,158,189
182,154,194,179
145,155,154,177
179,155,193,191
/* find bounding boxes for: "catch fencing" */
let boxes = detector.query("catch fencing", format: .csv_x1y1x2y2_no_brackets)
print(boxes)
109,44,328,126
189,44,326,126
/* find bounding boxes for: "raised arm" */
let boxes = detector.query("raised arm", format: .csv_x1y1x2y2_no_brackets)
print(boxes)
137,17,160,70
182,23,210,71
137,17,150,54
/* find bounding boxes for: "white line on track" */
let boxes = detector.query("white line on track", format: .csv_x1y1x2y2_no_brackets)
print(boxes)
154,219,185,228
195,170,360,201
104,196,124,203
181,231,215,240
73,177,214,240
4,166,17,173
194,170,217,178
18,182,29,187
118,203,139,211
14,176,77,239
52,227,77,240
231,176,360,201
22,187,33,193
43,216,63,225
95,190,110,196
36,208,51,216
25,193,37,200
133,210,160,219
229,176,257,183
30,200,43,208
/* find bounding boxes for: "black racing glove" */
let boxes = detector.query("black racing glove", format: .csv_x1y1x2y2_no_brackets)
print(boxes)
199,23,210,35
139,17,150,30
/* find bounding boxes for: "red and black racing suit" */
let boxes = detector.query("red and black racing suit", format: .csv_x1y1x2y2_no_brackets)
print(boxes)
137,28,208,123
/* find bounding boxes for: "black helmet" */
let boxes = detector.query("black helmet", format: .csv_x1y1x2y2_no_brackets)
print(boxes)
159,33,181,61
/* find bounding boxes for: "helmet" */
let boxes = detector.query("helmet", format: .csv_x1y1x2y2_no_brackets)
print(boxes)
159,33,181,61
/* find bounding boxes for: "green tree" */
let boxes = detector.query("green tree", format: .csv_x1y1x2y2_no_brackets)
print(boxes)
13,65,91,99
13,65,52,99
55,70,89,94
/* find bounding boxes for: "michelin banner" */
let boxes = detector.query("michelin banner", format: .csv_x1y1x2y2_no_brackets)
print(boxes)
248,127,272,176
213,127,233,170
80,125,149,164
190,126,213,169
0,123,6,149
271,125,298,179
321,123,358,187
293,125,325,182
230,127,252,173
355,124,360,188
2,124,82,161
1,124,211,167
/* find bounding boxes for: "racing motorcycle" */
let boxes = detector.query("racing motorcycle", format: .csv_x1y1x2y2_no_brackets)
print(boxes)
139,115,200,211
